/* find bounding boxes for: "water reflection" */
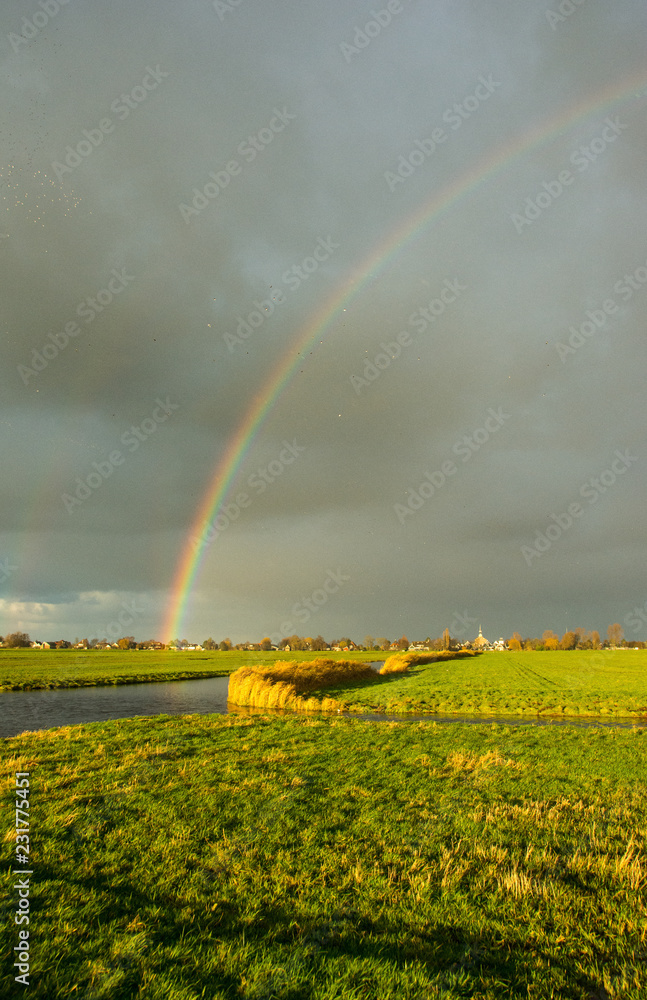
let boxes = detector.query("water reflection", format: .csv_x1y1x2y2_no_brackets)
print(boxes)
0,675,231,738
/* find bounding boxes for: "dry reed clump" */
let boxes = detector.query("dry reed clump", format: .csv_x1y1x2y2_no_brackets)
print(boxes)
379,649,477,674
227,668,297,710
227,659,375,711
378,654,411,674
261,658,374,691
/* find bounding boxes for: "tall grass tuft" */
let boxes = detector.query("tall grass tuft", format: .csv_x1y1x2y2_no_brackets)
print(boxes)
379,650,478,674
228,658,375,712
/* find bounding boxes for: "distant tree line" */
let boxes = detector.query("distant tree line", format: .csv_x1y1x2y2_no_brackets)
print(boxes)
506,624,638,650
0,623,641,651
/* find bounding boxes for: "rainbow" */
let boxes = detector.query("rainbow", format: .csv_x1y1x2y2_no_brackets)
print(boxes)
162,71,646,643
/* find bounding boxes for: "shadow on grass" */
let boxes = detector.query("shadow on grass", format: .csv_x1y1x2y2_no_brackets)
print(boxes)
316,665,432,697
33,859,614,1000
22,771,628,1000
237,903,617,1000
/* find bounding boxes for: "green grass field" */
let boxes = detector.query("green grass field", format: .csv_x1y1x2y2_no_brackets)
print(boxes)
2,713,646,998
318,651,647,718
3,650,647,719
0,650,382,693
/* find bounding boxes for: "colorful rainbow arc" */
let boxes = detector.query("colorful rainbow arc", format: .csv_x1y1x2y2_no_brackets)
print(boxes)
162,71,646,643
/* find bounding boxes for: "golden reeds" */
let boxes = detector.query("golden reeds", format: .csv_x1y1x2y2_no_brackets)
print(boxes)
379,649,477,674
227,658,374,712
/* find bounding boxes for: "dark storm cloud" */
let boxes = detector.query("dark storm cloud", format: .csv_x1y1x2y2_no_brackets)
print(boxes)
1,0,646,643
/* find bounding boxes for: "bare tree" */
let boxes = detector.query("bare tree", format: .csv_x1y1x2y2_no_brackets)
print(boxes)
5,632,31,648
607,623,623,646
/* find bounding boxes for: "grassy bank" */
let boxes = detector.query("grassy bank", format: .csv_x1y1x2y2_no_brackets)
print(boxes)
228,653,477,713
324,650,647,718
0,650,382,693
1,713,646,998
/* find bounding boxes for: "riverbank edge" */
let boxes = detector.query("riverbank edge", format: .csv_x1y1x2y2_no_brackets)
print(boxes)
333,701,647,720
230,694,647,721
5,672,646,722
248,700,647,721
0,670,229,692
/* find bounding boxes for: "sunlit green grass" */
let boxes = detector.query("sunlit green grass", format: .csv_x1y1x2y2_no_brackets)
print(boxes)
322,650,647,718
1,713,646,998
0,650,382,693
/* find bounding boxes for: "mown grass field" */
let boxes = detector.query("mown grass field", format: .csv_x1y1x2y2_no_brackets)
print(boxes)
1,713,646,998
318,651,647,718
0,650,382,693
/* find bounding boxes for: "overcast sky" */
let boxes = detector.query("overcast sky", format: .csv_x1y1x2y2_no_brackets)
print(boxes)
1,0,646,645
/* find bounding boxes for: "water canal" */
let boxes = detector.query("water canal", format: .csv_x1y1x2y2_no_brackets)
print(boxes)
0,673,644,738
